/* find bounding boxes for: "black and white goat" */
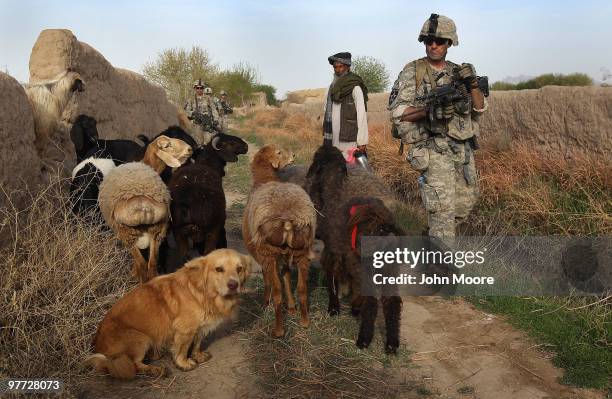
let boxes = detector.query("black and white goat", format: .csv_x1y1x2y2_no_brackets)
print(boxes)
69,114,198,218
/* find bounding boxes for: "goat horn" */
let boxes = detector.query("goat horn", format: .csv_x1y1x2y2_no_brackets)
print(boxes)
212,135,221,150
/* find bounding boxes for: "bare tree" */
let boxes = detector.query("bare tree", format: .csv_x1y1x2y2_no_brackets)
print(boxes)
142,46,219,106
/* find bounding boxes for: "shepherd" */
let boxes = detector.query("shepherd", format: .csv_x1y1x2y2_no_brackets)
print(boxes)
322,52,369,161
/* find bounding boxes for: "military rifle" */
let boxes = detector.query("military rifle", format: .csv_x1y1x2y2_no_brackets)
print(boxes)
192,111,220,133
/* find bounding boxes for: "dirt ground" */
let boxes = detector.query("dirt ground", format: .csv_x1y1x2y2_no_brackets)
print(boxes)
399,297,605,399
78,140,606,399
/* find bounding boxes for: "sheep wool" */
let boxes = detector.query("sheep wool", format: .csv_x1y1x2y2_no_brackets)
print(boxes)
98,162,171,228
245,181,316,246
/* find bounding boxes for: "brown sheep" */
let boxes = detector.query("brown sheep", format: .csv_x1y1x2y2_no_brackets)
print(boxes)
242,145,317,337
98,135,192,283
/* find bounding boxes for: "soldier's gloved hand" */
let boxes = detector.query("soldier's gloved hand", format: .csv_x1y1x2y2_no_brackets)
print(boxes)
458,63,479,88
432,103,455,120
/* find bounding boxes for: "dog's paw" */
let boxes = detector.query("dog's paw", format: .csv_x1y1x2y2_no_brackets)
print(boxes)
146,348,162,361
299,317,310,328
175,358,197,371
192,351,212,363
287,305,297,315
272,326,285,338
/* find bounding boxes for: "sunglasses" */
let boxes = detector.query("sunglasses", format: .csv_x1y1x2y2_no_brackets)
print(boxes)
423,37,449,46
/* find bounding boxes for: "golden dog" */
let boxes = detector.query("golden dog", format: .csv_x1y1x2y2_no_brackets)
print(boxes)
87,248,251,379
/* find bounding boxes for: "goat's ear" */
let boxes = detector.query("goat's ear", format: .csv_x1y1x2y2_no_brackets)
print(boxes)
156,135,171,148
156,150,182,168
71,78,84,92
70,124,84,152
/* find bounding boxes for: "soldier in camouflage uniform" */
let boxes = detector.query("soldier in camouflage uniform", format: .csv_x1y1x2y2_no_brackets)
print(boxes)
219,90,233,131
184,80,220,133
388,14,487,246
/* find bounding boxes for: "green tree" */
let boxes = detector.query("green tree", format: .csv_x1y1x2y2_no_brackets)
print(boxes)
142,46,218,106
254,84,278,106
213,62,260,106
351,55,390,93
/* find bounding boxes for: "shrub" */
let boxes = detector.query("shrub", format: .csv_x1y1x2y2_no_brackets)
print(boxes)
0,176,134,395
491,73,593,91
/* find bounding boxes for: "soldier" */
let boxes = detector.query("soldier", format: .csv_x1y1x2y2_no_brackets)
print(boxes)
219,90,233,130
184,80,220,133
388,14,487,246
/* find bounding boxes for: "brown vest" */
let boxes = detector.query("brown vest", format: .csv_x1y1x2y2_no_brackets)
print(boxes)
339,91,358,142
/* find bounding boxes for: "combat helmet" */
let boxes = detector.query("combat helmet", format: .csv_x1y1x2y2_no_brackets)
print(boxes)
204,87,213,94
220,90,227,95
418,14,458,46
193,79,204,88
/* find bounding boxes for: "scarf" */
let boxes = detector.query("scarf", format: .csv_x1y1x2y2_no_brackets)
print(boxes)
322,72,368,144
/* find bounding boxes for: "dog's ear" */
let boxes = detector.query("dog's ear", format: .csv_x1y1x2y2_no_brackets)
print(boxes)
183,256,210,290
240,254,254,282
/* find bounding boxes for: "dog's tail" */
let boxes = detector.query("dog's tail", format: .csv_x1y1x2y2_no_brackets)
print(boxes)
86,353,136,380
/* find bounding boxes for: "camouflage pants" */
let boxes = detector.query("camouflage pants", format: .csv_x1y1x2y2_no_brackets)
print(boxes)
408,136,479,246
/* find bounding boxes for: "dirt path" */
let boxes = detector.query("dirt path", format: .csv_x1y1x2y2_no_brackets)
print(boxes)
398,297,604,399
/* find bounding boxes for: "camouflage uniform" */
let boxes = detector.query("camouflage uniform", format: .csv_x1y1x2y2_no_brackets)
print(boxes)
388,15,487,245
212,96,233,132
184,92,220,133
219,95,233,131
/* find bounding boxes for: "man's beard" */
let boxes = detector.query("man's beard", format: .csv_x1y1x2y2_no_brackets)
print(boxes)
331,70,348,87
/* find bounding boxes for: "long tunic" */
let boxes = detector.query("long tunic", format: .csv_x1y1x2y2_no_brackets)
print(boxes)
324,85,369,160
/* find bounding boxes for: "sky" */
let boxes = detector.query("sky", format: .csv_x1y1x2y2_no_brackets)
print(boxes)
2,0,612,97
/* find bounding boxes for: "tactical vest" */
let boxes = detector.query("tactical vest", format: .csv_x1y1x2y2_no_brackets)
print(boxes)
339,92,359,142
416,58,475,141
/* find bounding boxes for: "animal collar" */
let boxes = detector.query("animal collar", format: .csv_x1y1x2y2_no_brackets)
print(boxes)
349,204,369,252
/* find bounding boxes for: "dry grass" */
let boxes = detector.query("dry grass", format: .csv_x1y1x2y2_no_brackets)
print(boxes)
235,108,320,164
236,277,415,399
235,108,611,236
367,124,611,236
0,173,134,395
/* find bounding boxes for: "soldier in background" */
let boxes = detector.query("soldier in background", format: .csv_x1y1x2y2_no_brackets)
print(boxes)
388,14,487,246
219,90,233,131
184,80,220,134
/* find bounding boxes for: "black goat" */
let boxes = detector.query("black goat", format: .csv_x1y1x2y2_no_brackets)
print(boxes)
305,144,403,354
70,114,143,163
163,133,248,271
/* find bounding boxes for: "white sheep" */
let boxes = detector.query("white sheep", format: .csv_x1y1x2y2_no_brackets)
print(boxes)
25,70,84,153
98,135,192,283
